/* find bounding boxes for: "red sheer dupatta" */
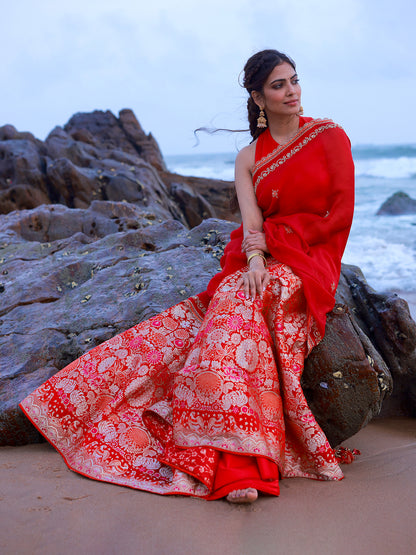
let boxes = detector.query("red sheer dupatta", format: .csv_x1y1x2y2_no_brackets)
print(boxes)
199,117,355,338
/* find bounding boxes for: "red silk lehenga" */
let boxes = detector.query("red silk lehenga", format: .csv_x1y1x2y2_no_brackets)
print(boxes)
20,117,355,499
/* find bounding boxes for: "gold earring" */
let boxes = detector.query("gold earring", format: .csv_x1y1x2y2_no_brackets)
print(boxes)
257,108,267,128
298,106,304,115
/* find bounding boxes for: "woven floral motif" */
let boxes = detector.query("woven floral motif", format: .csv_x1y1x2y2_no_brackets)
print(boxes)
20,262,343,497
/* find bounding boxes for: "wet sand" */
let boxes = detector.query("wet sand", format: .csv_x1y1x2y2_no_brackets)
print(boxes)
1,418,415,555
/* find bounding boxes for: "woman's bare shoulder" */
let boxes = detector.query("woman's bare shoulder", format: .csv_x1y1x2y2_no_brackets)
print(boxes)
235,141,257,173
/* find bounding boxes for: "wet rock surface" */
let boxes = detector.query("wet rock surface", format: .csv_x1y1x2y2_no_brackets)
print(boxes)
303,305,393,447
336,265,416,420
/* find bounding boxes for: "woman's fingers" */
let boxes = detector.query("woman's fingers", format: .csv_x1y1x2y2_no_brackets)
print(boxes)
242,232,262,246
262,272,271,292
251,273,259,299
237,273,255,299
242,240,262,251
241,231,268,253
236,275,251,299
237,269,272,300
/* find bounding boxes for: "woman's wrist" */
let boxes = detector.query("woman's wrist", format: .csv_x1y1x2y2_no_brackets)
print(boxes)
247,252,267,266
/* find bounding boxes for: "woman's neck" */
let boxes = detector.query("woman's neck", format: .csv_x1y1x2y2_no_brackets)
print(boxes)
267,114,300,145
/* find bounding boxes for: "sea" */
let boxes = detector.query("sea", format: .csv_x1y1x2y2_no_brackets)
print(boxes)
166,144,416,297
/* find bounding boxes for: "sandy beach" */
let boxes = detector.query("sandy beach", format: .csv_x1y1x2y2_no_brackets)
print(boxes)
1,417,415,555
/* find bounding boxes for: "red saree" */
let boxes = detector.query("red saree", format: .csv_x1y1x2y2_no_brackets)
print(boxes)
20,117,354,498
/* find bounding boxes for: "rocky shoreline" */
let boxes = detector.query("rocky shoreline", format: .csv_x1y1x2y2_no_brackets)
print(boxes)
0,109,415,447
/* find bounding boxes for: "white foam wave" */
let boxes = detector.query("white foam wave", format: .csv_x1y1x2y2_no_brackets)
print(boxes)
168,164,235,181
355,157,416,179
169,153,416,181
343,236,416,292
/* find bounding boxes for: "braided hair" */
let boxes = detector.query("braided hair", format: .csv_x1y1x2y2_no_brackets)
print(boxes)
243,50,296,140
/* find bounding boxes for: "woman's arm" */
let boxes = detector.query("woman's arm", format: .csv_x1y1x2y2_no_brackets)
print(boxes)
234,145,264,236
234,146,271,299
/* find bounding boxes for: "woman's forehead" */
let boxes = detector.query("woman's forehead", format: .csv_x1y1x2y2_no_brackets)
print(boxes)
266,63,297,84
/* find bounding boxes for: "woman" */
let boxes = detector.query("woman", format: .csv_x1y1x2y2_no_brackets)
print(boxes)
20,49,355,504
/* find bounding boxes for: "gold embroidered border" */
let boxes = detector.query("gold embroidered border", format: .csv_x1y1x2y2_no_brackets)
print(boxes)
253,118,324,175
253,120,343,192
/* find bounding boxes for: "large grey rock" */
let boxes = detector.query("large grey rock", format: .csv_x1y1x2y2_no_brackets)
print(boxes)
376,191,416,215
0,109,238,228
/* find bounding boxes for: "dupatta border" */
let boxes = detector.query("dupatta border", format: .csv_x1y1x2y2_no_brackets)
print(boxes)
184,295,208,322
253,119,343,192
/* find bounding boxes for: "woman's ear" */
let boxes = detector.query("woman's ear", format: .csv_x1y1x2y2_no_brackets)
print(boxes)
251,91,264,109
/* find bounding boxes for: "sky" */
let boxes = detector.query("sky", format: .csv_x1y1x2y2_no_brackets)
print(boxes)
2,0,415,155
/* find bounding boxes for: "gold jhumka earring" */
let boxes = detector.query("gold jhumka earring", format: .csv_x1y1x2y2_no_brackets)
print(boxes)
298,106,304,115
257,108,267,128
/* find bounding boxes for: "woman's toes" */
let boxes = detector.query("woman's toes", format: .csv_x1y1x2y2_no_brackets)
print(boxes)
226,488,258,504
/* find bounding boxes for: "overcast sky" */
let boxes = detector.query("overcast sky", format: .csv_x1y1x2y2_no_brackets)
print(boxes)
2,0,415,154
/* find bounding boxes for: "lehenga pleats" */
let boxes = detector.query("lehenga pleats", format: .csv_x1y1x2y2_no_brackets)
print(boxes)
20,263,343,499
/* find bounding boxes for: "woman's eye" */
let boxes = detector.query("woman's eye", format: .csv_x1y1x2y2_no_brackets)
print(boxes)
292,79,300,85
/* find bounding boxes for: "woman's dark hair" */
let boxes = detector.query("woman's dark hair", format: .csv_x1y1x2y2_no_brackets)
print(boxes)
243,49,296,139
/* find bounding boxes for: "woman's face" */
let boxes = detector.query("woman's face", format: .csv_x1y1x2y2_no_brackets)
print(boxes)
254,62,301,117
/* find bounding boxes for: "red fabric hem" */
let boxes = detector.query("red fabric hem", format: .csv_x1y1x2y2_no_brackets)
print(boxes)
206,478,280,500
19,402,280,500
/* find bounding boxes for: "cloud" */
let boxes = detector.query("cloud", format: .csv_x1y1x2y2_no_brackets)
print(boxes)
1,0,415,153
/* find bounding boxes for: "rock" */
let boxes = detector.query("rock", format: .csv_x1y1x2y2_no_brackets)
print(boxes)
302,304,392,446
376,191,416,215
0,134,50,213
0,110,238,228
161,171,240,224
118,109,167,173
168,180,216,228
337,265,416,418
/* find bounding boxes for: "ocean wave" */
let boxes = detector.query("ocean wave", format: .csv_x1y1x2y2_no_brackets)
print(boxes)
167,164,235,181
343,236,416,293
354,156,416,179
352,144,416,160
167,148,416,181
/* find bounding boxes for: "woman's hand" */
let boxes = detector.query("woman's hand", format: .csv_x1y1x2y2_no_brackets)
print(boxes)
241,230,269,254
236,255,271,300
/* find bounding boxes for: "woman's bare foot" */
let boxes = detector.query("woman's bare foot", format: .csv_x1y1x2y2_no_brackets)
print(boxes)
226,488,258,504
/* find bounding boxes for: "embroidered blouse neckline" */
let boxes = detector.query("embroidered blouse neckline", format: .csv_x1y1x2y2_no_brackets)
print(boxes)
267,116,308,147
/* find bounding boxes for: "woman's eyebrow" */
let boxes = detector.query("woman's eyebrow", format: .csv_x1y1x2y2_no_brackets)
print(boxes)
269,73,298,85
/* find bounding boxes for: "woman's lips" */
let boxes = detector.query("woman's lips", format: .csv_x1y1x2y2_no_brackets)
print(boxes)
284,100,298,106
